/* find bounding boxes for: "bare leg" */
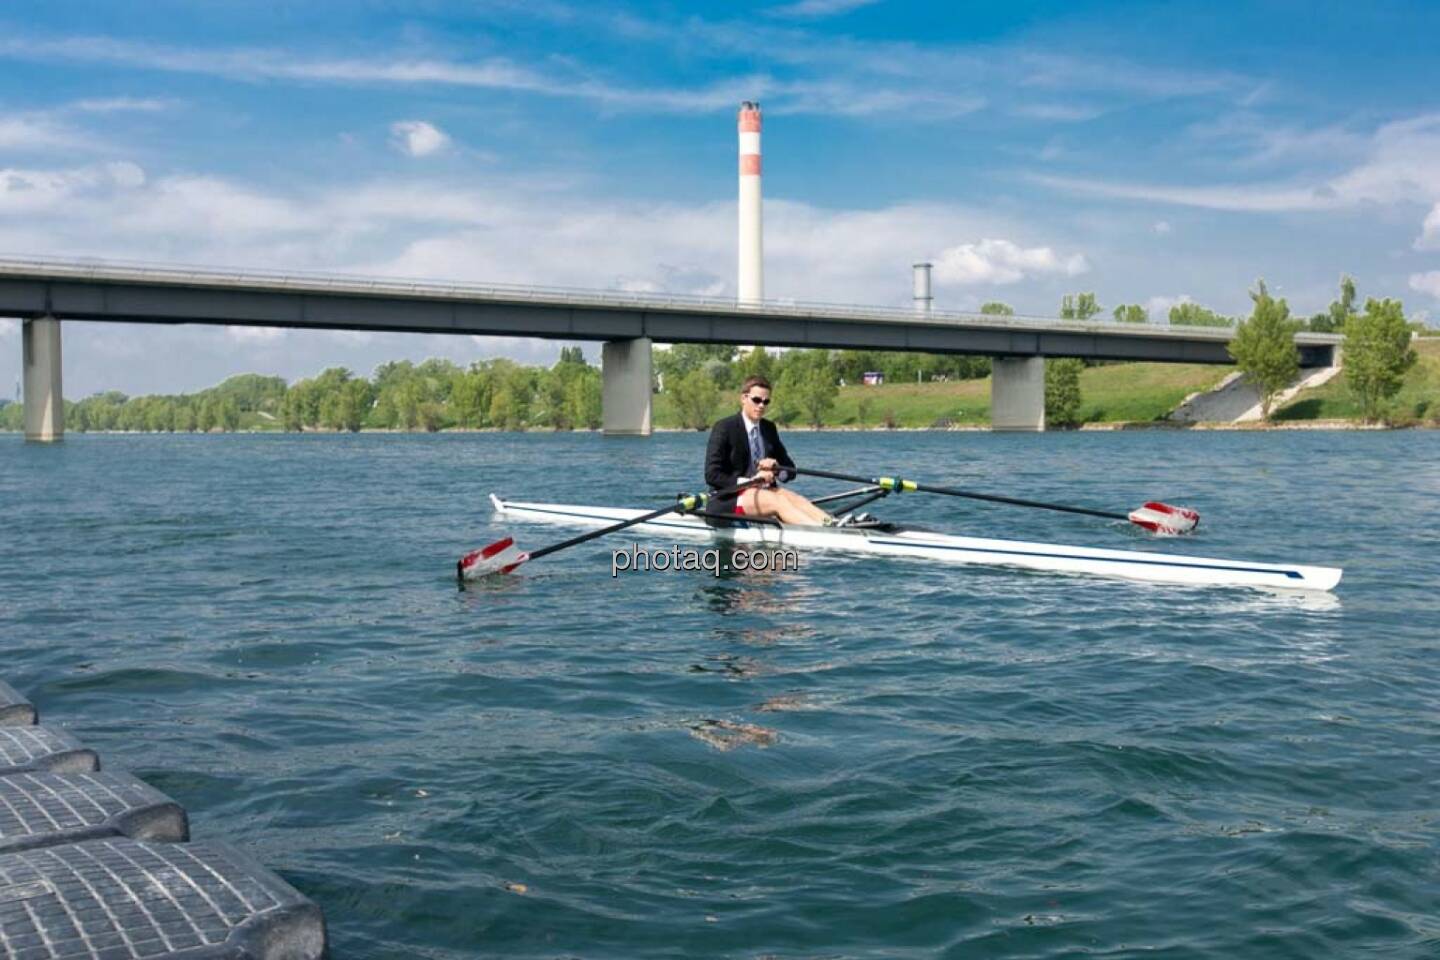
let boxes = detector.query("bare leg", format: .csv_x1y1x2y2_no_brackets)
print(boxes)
742,486,833,524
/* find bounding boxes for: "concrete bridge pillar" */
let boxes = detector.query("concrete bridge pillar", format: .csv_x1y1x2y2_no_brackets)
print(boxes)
23,316,64,442
602,337,652,437
991,356,1045,432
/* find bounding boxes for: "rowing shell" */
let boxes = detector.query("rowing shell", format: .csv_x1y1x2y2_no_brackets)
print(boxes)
489,495,1342,592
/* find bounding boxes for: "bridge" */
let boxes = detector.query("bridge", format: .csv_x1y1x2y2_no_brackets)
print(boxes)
2,256,1341,440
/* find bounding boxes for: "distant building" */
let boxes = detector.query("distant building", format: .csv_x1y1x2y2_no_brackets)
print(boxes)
862,371,884,386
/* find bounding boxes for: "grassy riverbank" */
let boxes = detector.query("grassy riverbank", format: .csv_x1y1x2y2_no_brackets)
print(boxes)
653,362,1234,429
1275,338,1440,423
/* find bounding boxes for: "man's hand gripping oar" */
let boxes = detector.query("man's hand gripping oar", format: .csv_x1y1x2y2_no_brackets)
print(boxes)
793,467,1199,536
458,479,763,581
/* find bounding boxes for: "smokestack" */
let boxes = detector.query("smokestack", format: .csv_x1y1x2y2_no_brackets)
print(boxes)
738,101,763,304
913,262,933,314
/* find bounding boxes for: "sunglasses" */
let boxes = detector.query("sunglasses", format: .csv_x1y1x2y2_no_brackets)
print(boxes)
745,395,772,406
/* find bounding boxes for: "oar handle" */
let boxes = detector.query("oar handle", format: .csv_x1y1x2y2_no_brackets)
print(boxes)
524,479,761,562
793,467,1129,522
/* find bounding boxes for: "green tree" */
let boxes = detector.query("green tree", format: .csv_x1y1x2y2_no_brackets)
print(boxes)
216,398,240,432
735,346,776,385
196,397,217,432
1060,293,1101,321
670,369,720,431
1310,275,1357,333
656,343,737,386
536,368,571,429
1169,302,1233,328
979,302,1014,316
567,368,603,429
1228,280,1301,421
488,388,517,430
449,370,490,428
1045,358,1083,428
1113,304,1148,324
281,384,308,431
338,379,373,432
778,349,838,428
1343,297,1417,421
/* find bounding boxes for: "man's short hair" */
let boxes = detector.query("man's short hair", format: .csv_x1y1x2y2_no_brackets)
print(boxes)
741,375,772,393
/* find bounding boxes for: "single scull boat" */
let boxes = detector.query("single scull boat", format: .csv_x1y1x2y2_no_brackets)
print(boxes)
486,494,1342,592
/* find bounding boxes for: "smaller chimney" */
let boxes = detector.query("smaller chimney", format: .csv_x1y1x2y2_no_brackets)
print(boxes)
913,262,933,314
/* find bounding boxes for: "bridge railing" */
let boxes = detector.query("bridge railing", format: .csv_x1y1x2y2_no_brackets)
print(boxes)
0,253,1342,345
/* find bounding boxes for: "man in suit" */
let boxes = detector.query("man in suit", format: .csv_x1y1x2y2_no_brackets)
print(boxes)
704,375,837,525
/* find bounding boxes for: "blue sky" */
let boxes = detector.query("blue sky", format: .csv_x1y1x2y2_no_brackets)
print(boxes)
1,0,1438,396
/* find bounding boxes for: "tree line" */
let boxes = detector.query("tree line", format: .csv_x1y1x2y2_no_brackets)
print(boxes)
0,350,604,434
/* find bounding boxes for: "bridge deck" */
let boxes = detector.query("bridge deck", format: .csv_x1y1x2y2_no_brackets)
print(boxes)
0,256,1341,364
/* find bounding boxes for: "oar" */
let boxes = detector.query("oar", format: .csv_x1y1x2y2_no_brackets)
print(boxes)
792,466,1199,535
458,480,762,581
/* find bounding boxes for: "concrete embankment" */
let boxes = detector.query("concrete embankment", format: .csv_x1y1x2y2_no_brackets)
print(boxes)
1169,365,1342,424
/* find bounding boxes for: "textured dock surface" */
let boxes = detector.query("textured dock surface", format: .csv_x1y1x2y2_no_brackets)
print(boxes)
0,679,36,726
0,771,189,854
0,680,327,959
0,837,326,959
0,727,100,776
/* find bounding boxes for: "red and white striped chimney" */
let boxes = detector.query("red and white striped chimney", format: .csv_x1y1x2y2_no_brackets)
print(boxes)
738,101,763,304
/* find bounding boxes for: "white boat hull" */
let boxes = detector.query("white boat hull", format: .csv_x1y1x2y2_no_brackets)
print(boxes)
490,496,1342,592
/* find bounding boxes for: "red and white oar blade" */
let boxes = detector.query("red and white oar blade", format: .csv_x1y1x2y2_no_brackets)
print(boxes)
458,537,530,580
1128,502,1199,536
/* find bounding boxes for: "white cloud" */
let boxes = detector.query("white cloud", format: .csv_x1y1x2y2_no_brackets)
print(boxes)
1013,103,1104,122
0,30,1213,122
1153,220,1172,235
0,115,89,151
1017,52,1241,100
1185,112,1367,167
1034,174,1343,213
69,97,170,113
1145,294,1191,318
389,120,450,157
1039,112,1440,214
0,160,1082,307
0,161,145,214
0,34,748,113
1416,203,1440,251
932,238,1088,286
768,0,881,18
226,326,287,343
1410,271,1440,300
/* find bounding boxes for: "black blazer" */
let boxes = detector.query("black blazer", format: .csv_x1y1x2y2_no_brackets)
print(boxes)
704,412,795,502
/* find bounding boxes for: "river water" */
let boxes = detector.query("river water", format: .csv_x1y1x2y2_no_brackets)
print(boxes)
2,431,1436,958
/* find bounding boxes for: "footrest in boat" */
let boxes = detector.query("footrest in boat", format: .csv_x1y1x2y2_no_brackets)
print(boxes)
0,726,100,776
0,837,328,959
0,771,189,855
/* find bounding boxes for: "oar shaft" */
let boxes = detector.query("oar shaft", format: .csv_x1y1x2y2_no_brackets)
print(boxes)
524,480,757,562
794,467,1128,522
